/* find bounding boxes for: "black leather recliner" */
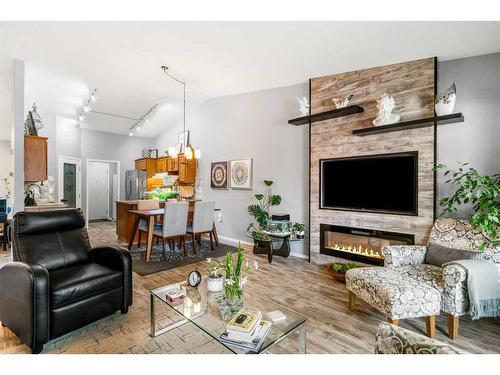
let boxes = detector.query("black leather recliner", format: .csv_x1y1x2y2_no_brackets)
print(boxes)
0,209,132,353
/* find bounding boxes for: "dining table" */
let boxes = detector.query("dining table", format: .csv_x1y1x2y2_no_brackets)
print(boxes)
127,206,220,262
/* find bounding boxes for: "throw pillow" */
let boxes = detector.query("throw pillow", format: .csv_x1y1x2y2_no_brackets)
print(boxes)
425,242,484,267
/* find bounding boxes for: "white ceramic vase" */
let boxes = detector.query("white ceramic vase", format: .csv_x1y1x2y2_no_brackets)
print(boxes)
435,94,456,116
207,276,224,293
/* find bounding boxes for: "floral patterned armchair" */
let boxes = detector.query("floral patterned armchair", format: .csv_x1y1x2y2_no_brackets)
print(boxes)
375,322,462,354
383,217,500,339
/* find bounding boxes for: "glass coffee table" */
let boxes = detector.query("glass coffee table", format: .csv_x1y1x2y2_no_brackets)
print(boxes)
150,279,307,354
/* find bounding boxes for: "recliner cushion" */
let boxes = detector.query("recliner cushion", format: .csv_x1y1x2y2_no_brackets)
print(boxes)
49,263,123,307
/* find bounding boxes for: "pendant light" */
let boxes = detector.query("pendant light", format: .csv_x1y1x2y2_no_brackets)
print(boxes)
161,66,201,159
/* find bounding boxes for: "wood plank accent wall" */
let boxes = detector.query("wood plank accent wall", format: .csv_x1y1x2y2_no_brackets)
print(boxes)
309,58,436,264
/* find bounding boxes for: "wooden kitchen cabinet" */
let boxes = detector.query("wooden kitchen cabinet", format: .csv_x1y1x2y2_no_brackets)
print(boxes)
134,158,156,178
167,157,178,172
156,157,168,173
178,154,196,183
24,135,48,182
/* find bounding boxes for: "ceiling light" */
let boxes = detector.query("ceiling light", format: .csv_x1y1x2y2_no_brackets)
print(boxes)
90,94,97,102
136,125,141,131
128,132,133,137
83,105,91,112
78,114,85,122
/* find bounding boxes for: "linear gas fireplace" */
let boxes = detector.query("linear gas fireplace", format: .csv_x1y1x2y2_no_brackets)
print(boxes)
320,224,414,265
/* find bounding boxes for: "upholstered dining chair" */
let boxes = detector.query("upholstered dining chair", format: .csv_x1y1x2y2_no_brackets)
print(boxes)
137,199,160,247
153,201,189,258
187,200,216,253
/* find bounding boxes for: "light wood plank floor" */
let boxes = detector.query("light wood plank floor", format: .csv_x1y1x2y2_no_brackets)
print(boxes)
1,221,499,354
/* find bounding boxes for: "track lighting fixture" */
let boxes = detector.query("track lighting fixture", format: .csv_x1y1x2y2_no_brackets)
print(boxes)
127,104,159,136
76,88,97,127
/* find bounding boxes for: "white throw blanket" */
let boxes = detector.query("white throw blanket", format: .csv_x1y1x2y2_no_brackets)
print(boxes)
445,260,500,320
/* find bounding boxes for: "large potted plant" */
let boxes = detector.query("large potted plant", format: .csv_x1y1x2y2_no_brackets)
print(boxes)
435,162,500,248
327,263,361,282
247,180,281,229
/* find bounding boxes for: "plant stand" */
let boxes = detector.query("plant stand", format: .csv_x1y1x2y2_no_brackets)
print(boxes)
252,235,291,263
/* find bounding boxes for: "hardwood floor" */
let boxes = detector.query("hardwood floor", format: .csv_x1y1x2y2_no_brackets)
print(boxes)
1,221,499,354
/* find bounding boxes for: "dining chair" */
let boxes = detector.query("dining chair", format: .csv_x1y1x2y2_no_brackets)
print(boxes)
137,199,160,247
153,201,189,259
187,200,216,253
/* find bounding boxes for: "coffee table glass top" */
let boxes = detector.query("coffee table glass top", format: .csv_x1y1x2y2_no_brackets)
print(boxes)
150,279,306,354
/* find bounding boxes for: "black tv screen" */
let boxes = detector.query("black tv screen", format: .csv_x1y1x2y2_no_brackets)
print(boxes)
320,152,418,215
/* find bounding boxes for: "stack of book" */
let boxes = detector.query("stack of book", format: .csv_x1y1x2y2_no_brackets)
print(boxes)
220,308,272,353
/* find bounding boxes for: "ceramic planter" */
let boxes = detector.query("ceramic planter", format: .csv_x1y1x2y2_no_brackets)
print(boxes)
207,275,224,292
435,94,456,116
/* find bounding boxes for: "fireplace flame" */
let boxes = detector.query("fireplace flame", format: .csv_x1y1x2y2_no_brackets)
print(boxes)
326,243,384,260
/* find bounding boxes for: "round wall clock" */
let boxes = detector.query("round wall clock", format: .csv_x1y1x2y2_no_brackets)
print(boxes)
187,269,202,288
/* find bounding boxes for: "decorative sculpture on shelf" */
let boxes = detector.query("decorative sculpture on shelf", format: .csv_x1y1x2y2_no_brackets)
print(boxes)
331,94,353,109
372,93,400,126
296,96,310,117
435,83,456,116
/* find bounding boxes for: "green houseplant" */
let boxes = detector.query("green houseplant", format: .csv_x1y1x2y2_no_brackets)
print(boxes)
435,162,500,248
247,180,281,228
293,223,305,239
327,263,361,282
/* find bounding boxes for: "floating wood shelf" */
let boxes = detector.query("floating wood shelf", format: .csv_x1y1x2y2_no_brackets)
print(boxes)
288,105,364,126
352,113,464,136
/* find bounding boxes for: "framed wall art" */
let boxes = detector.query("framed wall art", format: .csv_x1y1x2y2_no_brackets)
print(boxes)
229,159,252,190
210,161,229,189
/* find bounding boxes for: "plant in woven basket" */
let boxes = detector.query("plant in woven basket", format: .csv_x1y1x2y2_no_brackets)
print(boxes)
435,162,500,248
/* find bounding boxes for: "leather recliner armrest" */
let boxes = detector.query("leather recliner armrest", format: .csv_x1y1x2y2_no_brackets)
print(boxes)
0,262,50,352
88,245,133,308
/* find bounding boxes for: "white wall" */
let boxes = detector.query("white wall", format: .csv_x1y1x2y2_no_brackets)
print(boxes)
155,83,309,257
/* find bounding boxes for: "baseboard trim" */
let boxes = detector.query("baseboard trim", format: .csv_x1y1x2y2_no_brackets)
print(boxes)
218,235,308,260
218,235,253,247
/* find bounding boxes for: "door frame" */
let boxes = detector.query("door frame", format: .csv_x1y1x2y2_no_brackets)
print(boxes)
58,155,82,209
85,158,120,227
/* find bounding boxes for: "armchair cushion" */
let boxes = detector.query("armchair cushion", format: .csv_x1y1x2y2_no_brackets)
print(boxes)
383,245,427,267
49,263,123,307
375,322,462,354
424,242,483,267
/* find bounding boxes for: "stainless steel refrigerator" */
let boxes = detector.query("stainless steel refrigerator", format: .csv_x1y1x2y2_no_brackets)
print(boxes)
125,170,147,200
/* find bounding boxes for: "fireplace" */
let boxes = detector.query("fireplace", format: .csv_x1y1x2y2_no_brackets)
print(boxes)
320,224,414,265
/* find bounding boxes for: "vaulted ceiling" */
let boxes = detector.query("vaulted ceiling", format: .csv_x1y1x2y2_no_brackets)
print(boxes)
1,21,500,140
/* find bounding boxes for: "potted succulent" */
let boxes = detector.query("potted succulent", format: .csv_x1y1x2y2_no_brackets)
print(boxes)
206,258,224,293
327,263,361,282
293,223,305,239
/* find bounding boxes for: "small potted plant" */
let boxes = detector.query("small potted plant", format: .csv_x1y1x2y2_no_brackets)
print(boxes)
327,262,361,282
206,258,224,293
293,223,305,239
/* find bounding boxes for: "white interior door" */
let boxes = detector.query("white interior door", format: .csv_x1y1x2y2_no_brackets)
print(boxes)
88,162,109,220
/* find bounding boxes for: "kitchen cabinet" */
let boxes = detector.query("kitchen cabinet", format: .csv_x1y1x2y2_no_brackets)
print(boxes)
24,135,48,182
167,157,178,172
178,154,196,184
135,158,156,178
156,157,168,173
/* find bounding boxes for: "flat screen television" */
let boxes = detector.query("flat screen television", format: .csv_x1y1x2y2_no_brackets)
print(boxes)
320,151,418,215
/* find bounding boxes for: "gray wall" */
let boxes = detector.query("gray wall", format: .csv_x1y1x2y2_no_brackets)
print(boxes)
155,83,309,257
81,128,155,217
437,52,500,217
